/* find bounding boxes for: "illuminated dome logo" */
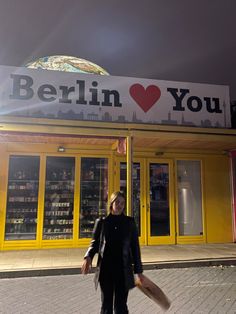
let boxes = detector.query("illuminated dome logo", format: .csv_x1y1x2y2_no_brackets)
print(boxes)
25,55,109,75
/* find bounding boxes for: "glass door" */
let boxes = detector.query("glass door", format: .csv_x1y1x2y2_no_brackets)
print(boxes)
117,159,145,244
176,160,203,237
147,160,175,244
120,162,141,235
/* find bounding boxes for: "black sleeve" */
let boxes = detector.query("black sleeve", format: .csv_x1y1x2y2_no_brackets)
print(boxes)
130,218,143,274
84,218,103,261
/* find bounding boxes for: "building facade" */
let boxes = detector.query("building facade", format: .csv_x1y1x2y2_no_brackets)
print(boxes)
0,65,235,250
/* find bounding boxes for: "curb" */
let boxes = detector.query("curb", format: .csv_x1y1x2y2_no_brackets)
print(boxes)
0,258,235,279
142,258,236,270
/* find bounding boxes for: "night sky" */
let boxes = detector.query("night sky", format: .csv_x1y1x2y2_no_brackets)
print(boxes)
0,0,236,100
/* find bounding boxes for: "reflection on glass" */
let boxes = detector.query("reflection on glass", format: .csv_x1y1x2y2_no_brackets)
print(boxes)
150,163,170,236
177,160,203,236
5,156,40,240
79,158,108,238
43,157,75,240
120,163,141,235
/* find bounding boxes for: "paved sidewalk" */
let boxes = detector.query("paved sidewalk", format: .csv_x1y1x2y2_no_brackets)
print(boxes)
1,267,236,313
0,243,236,278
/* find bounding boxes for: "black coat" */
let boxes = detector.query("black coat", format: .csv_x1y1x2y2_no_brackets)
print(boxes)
84,214,143,291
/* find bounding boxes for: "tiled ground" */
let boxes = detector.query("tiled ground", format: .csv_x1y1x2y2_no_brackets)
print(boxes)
0,267,235,313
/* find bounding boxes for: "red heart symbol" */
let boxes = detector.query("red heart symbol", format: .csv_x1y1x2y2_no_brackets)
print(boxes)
129,84,161,112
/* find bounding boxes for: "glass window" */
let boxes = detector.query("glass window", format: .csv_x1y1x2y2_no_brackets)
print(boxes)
79,157,108,238
149,163,170,236
43,157,75,240
120,162,141,235
5,155,40,240
177,160,203,236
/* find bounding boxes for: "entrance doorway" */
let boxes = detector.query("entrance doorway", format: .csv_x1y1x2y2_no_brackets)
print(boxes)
117,158,175,245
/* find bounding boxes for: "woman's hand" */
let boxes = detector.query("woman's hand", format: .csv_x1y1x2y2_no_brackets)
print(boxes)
136,273,145,285
81,256,92,274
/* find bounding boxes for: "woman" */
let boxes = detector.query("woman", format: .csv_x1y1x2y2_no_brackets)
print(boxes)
81,191,144,314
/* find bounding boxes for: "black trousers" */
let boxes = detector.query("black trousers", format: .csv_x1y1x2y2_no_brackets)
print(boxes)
99,267,129,314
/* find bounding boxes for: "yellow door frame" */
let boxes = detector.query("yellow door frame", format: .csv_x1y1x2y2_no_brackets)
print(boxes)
0,146,8,250
1,149,113,250
174,157,206,244
2,152,42,250
146,158,176,245
76,152,113,247
113,156,146,245
114,156,177,246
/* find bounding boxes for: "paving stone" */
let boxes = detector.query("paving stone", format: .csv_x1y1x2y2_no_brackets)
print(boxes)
0,267,235,314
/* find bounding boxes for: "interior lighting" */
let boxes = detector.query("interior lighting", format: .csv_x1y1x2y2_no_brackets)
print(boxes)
58,146,65,152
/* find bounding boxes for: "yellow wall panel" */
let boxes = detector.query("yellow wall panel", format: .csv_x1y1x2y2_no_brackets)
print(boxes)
204,156,233,243
0,144,8,248
0,138,234,249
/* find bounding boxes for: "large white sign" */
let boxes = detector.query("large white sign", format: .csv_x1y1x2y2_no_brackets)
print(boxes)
0,65,231,128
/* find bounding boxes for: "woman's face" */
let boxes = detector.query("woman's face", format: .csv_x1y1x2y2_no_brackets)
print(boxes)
111,196,125,215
